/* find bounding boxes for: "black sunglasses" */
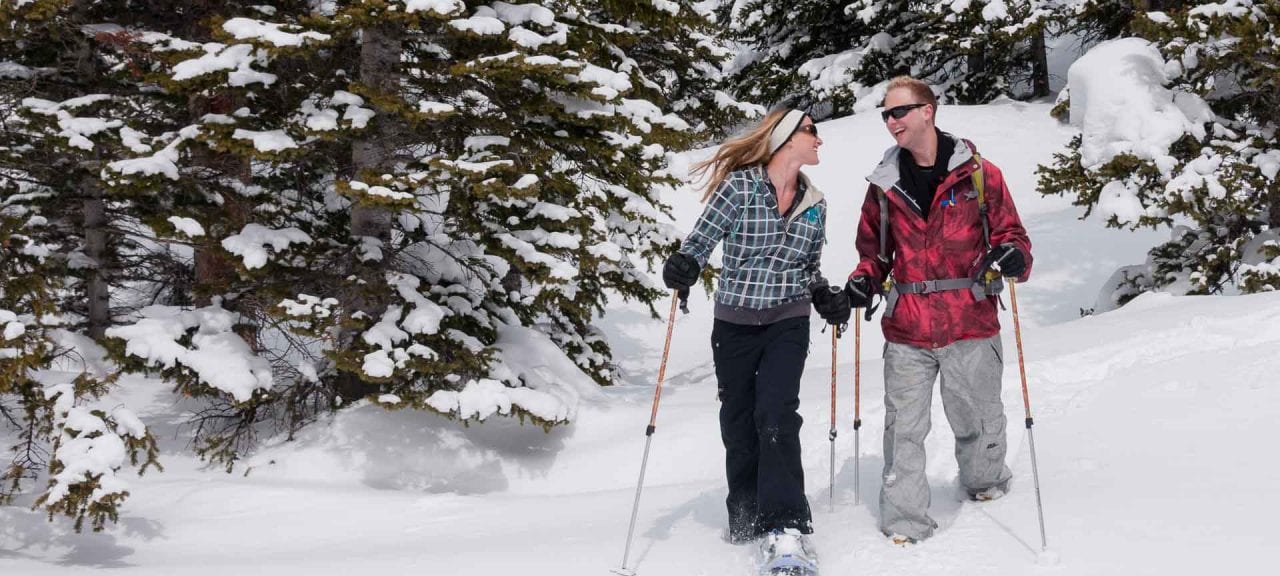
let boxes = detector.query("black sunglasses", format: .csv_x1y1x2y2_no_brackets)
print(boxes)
796,124,818,137
880,103,928,122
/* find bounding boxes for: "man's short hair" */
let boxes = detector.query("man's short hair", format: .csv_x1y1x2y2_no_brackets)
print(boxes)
885,76,937,111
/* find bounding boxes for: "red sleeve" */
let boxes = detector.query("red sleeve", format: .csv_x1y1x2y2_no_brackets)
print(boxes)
983,160,1033,282
851,184,893,284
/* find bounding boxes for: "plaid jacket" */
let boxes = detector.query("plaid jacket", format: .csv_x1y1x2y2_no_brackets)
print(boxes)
680,165,828,310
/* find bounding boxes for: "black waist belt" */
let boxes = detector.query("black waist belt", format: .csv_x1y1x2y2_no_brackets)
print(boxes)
883,276,1004,319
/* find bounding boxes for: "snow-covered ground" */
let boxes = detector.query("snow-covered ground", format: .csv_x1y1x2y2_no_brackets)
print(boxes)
4,101,1277,575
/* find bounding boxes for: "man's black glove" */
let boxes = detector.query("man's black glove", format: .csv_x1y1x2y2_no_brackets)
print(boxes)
988,243,1026,278
662,252,700,290
844,275,876,308
811,284,852,325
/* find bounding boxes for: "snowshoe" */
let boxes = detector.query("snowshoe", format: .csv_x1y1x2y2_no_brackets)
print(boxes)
758,529,818,576
967,479,1010,502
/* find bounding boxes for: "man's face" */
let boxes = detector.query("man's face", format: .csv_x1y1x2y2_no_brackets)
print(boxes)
883,88,934,152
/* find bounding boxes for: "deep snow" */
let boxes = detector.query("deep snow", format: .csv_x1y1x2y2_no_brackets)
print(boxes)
4,101,1277,576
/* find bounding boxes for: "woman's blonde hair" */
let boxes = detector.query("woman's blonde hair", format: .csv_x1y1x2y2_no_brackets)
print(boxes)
691,108,796,202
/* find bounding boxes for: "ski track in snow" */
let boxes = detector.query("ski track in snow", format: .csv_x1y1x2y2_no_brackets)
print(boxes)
4,102,1279,575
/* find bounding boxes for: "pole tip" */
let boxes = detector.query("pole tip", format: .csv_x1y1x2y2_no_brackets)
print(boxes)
1036,548,1060,566
612,568,637,576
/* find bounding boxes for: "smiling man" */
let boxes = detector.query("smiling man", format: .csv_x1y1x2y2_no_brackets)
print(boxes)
842,76,1034,545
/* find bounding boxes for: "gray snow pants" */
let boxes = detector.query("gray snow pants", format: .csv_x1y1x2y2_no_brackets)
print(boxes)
879,335,1013,541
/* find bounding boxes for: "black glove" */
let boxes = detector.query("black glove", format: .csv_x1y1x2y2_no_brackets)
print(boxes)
662,252,700,290
844,275,875,308
989,244,1026,278
811,284,852,325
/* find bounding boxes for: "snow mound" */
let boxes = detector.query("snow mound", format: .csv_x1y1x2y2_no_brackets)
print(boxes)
1067,37,1212,171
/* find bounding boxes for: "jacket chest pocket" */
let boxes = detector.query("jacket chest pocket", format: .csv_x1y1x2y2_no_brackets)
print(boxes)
782,208,822,259
940,184,984,252
940,182,980,231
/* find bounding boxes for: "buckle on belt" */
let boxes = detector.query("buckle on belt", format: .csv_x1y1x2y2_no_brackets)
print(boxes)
918,279,938,294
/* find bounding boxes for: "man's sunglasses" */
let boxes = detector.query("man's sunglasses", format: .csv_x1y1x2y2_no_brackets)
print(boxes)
796,124,818,137
880,103,928,122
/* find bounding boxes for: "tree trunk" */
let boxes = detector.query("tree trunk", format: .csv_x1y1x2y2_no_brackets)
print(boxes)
82,179,110,339
189,93,248,308
1031,24,1050,99
1269,187,1280,230
336,22,403,403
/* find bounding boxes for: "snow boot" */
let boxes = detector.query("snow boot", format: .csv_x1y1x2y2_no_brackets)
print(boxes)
887,533,918,546
758,529,818,575
968,479,1011,502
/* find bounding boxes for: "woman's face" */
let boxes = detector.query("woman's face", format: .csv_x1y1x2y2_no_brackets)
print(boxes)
782,116,822,166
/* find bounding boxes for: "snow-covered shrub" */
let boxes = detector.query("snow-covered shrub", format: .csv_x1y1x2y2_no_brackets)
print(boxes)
1039,3,1280,297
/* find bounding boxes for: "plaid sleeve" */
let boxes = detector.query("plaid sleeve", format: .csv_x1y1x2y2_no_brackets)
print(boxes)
679,176,742,268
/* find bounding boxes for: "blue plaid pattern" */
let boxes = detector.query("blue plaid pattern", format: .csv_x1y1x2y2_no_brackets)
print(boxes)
680,166,827,310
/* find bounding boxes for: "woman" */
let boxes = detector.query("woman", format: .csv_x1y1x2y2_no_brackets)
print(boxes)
662,109,850,564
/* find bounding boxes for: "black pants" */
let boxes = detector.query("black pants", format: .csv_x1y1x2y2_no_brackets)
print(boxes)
713,315,813,540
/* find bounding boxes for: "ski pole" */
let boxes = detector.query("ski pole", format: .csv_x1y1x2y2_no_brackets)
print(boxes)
614,290,682,576
1008,279,1048,552
852,309,862,505
828,326,838,510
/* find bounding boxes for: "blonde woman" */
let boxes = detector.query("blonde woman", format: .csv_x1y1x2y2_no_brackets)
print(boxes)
662,109,848,570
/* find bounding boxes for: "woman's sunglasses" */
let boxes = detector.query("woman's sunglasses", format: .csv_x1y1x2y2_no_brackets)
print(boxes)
880,103,928,122
796,124,818,137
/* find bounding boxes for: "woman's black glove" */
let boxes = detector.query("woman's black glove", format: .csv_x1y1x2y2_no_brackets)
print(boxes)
811,284,852,325
662,252,700,290
844,275,875,308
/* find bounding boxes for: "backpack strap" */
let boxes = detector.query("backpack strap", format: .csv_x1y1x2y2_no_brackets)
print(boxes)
877,190,890,264
970,145,991,252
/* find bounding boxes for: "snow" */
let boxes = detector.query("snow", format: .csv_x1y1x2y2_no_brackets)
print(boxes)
348,180,414,201
1096,179,1147,226
401,0,463,15
300,91,375,130
221,223,312,269
21,96,122,151
418,100,455,115
222,17,330,47
172,43,277,87
650,0,680,15
0,60,34,79
278,294,339,318
5,99,1272,576
104,304,274,403
527,201,580,221
232,128,298,152
490,1,555,26
1067,38,1213,171
3,319,24,341
507,25,566,49
166,216,205,237
449,16,505,36
513,174,539,189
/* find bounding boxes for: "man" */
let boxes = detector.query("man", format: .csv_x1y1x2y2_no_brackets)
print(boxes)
844,76,1032,545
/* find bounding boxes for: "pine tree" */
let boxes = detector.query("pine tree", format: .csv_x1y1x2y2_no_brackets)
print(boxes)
1,0,165,531
3,0,747,529
87,0,744,467
723,1,1058,115
1038,1,1280,300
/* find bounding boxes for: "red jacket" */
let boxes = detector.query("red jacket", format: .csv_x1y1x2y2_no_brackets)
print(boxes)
851,134,1032,349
